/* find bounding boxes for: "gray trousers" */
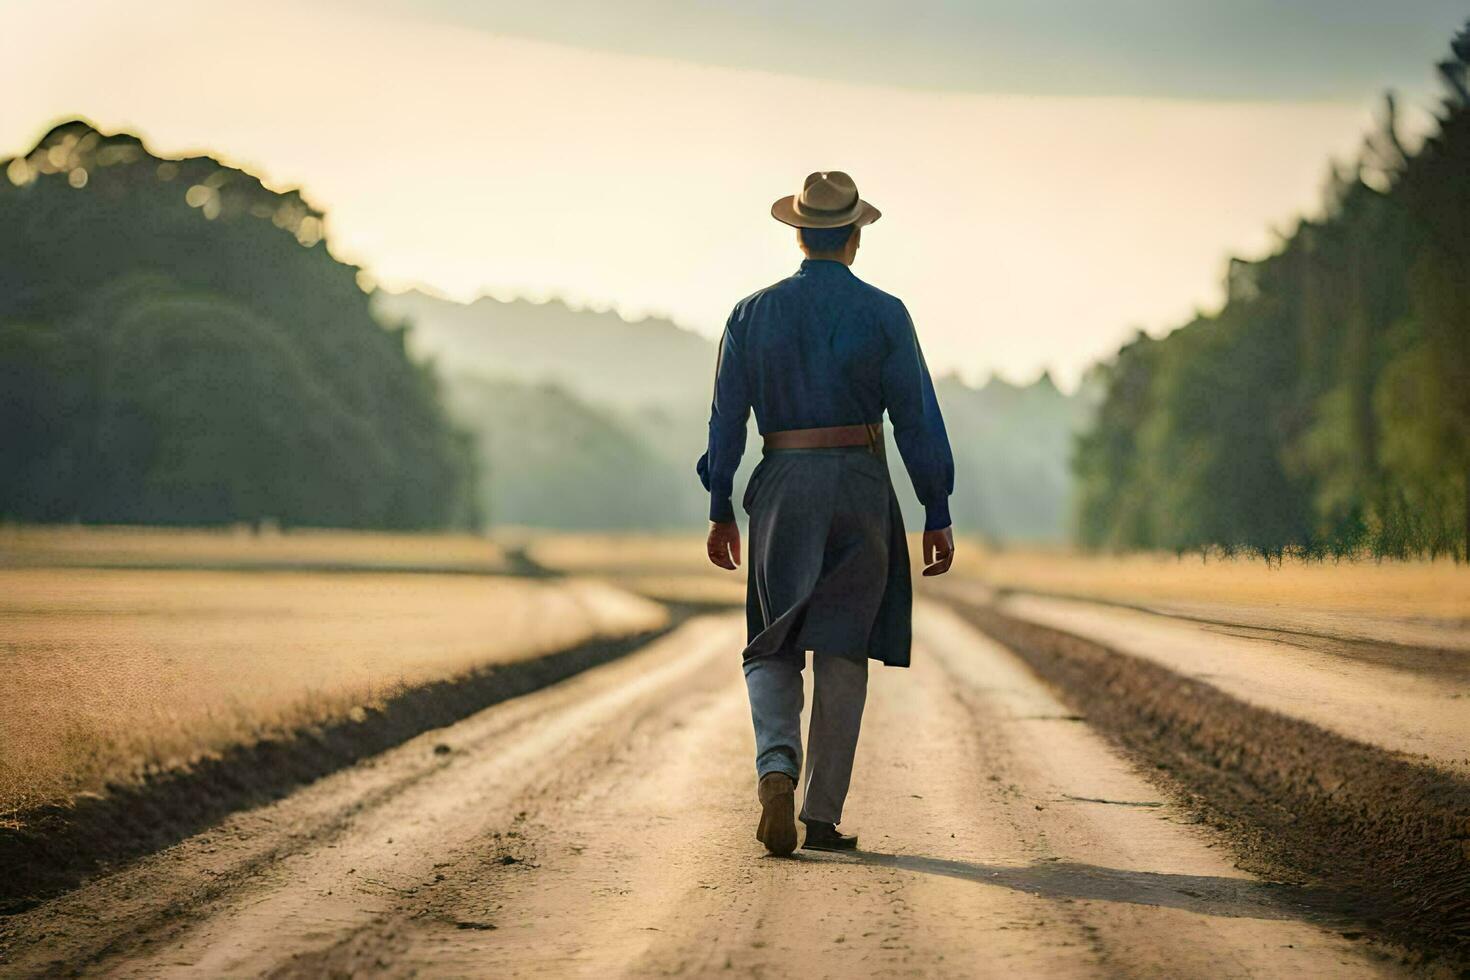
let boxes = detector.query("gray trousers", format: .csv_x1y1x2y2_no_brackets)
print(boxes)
743,652,868,826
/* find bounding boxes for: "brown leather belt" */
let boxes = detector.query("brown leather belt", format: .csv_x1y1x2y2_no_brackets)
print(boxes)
763,422,883,454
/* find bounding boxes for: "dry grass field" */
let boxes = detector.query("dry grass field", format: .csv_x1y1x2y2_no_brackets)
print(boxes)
948,546,1470,623
6,525,1462,826
526,530,1468,628
0,565,664,822
525,532,748,606
0,524,509,573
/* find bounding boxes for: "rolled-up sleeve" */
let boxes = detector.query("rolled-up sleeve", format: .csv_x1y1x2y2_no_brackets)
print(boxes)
880,300,955,531
695,313,751,523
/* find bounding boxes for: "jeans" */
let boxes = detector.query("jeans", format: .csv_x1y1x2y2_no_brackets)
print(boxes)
743,652,868,825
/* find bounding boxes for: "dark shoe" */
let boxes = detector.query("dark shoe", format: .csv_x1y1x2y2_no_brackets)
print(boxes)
802,820,858,851
756,772,797,857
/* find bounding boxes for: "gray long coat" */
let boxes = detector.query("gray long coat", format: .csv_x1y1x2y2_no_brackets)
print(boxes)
740,443,912,668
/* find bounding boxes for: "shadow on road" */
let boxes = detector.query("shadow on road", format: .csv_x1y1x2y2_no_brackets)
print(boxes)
829,850,1346,925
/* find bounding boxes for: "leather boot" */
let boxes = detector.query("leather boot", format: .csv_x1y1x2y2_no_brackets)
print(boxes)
802,820,858,851
755,772,797,856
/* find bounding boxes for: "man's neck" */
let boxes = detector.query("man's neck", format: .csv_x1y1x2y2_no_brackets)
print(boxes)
801,253,852,266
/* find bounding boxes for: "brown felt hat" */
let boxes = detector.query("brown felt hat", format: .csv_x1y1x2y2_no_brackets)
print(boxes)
771,171,881,229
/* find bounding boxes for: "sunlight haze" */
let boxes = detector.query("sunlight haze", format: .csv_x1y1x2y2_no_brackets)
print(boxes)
2,0,1449,387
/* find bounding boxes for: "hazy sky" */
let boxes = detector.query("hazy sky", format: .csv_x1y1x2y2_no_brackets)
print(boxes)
2,1,1460,388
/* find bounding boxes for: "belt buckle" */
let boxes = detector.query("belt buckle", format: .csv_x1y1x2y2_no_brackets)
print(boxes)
864,422,884,459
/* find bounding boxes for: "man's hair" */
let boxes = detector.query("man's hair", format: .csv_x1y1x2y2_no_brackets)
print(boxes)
799,224,855,253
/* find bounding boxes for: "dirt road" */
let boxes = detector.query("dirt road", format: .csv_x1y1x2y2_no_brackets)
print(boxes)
1,606,1400,978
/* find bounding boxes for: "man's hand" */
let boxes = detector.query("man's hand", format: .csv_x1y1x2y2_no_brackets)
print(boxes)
922,526,955,576
707,520,742,570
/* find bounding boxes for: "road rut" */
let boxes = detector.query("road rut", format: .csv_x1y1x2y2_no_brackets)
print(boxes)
1,608,1399,978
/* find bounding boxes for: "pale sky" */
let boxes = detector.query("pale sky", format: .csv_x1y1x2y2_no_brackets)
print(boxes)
2,1,1458,388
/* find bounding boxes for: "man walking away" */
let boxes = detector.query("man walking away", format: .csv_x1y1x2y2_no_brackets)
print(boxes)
696,170,956,857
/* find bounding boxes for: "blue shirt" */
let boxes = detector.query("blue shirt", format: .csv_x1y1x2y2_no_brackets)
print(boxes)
696,259,955,531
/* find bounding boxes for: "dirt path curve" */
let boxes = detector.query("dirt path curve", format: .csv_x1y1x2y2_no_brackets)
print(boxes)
1,607,1401,978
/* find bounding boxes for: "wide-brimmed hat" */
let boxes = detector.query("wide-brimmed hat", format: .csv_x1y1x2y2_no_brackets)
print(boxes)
771,171,881,229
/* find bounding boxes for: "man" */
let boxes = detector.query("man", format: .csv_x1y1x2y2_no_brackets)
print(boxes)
696,170,956,857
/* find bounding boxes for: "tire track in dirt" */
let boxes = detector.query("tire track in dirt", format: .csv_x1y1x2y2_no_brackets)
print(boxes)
2,606,1405,978
0,611,683,918
944,597,1470,969
0,616,739,978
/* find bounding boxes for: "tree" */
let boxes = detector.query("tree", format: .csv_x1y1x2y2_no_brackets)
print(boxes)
0,122,478,529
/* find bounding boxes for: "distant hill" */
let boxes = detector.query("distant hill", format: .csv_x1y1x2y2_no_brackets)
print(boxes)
383,289,1093,539
444,375,706,529
376,291,716,411
0,121,477,529
376,289,728,529
937,372,1098,542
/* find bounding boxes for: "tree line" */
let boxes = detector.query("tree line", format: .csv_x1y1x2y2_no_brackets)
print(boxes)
0,121,479,530
1075,23,1470,560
